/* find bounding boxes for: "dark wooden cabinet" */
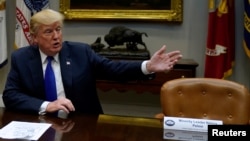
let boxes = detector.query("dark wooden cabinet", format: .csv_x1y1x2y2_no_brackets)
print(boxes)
96,59,199,94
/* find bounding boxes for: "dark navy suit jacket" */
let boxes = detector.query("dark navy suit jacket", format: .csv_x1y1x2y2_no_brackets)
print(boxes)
3,41,149,115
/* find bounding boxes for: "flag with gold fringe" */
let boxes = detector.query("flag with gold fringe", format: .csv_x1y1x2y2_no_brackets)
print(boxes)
244,0,250,58
204,0,235,79
15,0,49,49
0,0,7,68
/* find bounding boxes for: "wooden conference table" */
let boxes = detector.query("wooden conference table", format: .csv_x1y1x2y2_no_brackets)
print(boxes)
0,107,167,141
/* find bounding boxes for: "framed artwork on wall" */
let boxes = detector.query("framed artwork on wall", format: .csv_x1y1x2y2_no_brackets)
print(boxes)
59,0,183,22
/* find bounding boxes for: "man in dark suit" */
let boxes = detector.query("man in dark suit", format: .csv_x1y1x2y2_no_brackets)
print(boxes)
2,9,182,117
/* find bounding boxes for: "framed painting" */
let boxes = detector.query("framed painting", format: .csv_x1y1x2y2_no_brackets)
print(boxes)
59,0,183,22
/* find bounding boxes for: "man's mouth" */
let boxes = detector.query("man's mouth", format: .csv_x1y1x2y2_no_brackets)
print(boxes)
53,42,60,48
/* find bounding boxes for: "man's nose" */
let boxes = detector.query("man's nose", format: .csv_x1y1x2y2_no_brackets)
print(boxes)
52,30,60,39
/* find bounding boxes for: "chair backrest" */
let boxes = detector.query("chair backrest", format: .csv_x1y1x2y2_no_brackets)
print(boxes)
160,78,250,124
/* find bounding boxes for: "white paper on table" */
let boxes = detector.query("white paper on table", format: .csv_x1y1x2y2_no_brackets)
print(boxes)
0,121,51,140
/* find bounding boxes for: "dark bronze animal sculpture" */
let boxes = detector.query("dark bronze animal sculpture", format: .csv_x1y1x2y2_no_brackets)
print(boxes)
90,37,105,52
104,26,148,51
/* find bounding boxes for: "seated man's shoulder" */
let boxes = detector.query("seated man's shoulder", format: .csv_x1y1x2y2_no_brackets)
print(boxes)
64,41,89,48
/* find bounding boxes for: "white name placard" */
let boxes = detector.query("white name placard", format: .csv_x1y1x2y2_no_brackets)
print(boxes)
163,116,223,132
163,129,208,141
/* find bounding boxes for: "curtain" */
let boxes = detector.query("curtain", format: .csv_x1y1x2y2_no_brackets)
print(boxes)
0,0,7,68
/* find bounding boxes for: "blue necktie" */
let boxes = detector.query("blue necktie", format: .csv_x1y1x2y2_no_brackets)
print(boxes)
44,56,57,101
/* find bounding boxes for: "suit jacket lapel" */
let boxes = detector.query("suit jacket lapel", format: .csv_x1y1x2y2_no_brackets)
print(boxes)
59,44,72,95
28,47,45,97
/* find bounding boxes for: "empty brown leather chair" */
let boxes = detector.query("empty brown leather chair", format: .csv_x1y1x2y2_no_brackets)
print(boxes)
156,78,250,124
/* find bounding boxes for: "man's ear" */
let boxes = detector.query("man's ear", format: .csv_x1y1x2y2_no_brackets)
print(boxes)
31,34,38,45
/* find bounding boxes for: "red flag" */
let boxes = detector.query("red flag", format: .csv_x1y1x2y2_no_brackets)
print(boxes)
204,0,235,79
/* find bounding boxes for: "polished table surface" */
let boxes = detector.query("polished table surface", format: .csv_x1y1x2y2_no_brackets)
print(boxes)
0,107,167,141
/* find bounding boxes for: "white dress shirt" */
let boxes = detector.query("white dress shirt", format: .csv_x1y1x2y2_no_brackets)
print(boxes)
39,50,66,116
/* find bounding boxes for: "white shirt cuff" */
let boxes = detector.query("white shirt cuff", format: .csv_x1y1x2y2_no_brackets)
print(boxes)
39,101,50,115
141,60,152,75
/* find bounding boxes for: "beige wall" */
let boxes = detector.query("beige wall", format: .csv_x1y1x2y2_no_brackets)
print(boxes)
0,0,250,100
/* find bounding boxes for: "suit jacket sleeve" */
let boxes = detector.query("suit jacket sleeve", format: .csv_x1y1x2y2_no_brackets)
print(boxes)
2,46,45,114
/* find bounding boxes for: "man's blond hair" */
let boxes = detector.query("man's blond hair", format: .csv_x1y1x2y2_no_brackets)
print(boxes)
30,9,64,35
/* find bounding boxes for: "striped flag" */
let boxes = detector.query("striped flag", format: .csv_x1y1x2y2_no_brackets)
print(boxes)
204,0,235,79
244,0,250,58
0,0,7,68
15,0,49,49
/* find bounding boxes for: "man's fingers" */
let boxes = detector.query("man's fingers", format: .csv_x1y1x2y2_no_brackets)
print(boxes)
167,50,181,58
155,45,167,55
58,97,75,112
61,103,75,113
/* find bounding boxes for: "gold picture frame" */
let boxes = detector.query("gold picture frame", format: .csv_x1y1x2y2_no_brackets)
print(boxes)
59,0,183,22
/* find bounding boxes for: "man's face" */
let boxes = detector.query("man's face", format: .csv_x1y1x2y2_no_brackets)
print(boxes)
33,21,63,56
